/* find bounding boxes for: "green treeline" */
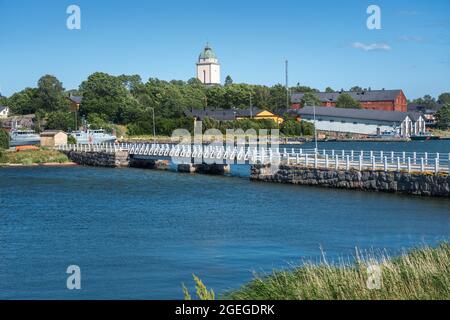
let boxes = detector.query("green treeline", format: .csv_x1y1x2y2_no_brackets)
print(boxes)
2,73,449,135
2,73,314,136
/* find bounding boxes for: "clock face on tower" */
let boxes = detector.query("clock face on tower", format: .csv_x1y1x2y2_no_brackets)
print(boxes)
196,43,221,85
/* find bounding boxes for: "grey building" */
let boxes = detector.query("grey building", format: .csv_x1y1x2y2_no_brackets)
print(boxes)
295,106,426,137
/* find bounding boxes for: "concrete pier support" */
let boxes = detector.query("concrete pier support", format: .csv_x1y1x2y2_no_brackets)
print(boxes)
178,163,231,175
129,158,170,170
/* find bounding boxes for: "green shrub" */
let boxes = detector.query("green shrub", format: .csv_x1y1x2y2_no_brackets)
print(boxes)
67,135,77,145
0,148,6,163
0,128,9,149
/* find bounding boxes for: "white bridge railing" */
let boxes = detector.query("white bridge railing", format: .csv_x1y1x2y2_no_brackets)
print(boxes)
57,143,450,174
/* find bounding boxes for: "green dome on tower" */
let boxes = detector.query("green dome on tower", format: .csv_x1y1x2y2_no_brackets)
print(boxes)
199,43,217,60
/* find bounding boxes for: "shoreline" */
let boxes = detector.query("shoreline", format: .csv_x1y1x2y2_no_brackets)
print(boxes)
0,161,77,168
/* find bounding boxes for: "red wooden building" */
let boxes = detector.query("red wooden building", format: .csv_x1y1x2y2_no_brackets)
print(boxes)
291,89,407,112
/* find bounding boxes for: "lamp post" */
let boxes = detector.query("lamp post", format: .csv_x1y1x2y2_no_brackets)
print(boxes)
312,104,318,154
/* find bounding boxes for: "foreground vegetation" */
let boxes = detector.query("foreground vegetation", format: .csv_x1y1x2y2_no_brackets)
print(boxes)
0,148,69,165
184,243,450,300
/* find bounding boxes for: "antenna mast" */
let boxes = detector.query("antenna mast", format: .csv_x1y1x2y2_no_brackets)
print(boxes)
285,60,289,112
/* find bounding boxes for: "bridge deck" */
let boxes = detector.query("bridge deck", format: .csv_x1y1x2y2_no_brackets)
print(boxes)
57,143,450,174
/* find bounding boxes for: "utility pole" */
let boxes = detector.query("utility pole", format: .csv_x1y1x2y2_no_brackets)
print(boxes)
250,93,253,118
285,60,291,113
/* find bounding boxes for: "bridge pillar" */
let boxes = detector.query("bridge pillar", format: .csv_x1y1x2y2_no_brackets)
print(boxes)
177,163,231,175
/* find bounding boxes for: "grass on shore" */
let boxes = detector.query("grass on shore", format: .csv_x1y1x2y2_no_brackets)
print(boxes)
184,243,449,300
0,148,69,165
223,243,450,300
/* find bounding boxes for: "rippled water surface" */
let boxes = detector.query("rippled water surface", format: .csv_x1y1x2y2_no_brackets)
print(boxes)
0,141,449,299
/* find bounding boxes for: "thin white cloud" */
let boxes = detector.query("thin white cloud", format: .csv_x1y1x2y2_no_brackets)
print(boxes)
351,42,391,52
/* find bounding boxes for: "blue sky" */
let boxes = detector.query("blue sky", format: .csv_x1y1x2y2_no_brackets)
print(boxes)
0,0,449,99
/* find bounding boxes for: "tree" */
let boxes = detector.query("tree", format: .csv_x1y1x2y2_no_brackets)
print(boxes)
336,93,361,109
292,84,317,93
438,93,450,105
325,87,335,93
0,93,7,106
187,78,203,86
268,84,289,111
412,95,437,110
8,88,39,115
0,128,9,149
46,111,76,131
300,92,321,107
281,119,302,136
224,75,233,86
36,75,68,112
79,72,132,122
435,105,450,129
349,86,363,92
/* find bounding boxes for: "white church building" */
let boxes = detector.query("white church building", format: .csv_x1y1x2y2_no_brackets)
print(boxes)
196,43,221,85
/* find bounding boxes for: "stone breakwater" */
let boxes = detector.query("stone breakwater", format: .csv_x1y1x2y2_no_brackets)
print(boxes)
251,164,450,197
62,150,129,168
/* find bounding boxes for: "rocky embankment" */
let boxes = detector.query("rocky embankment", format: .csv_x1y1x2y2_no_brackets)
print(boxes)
251,164,450,197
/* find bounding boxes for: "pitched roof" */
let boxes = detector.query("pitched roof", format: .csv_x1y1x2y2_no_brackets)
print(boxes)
185,108,263,121
295,106,421,122
40,130,66,137
291,90,403,103
0,105,8,111
67,96,82,104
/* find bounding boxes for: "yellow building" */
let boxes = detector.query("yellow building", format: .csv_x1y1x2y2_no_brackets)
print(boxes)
236,109,284,125
40,130,68,147
186,108,284,124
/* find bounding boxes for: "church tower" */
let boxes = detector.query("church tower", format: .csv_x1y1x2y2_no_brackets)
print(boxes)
196,43,221,85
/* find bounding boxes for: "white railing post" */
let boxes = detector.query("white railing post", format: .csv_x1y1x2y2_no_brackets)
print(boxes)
407,157,411,173
335,155,339,170
448,153,450,174
351,150,354,162
384,156,388,172
305,154,309,166
325,154,329,168
413,152,417,164
421,158,425,172
359,155,363,171
372,156,376,171
425,152,428,165
397,157,401,172
346,155,350,170
314,153,318,169
435,158,439,175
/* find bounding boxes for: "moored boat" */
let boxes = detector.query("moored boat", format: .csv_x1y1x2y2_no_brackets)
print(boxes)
9,129,41,147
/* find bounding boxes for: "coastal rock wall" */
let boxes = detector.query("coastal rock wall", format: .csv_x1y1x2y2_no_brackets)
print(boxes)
62,150,129,168
251,164,450,197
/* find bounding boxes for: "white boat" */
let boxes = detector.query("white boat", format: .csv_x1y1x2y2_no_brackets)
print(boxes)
70,128,116,145
9,129,40,147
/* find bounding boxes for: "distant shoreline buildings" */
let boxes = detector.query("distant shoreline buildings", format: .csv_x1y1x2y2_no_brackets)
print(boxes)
291,89,408,112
